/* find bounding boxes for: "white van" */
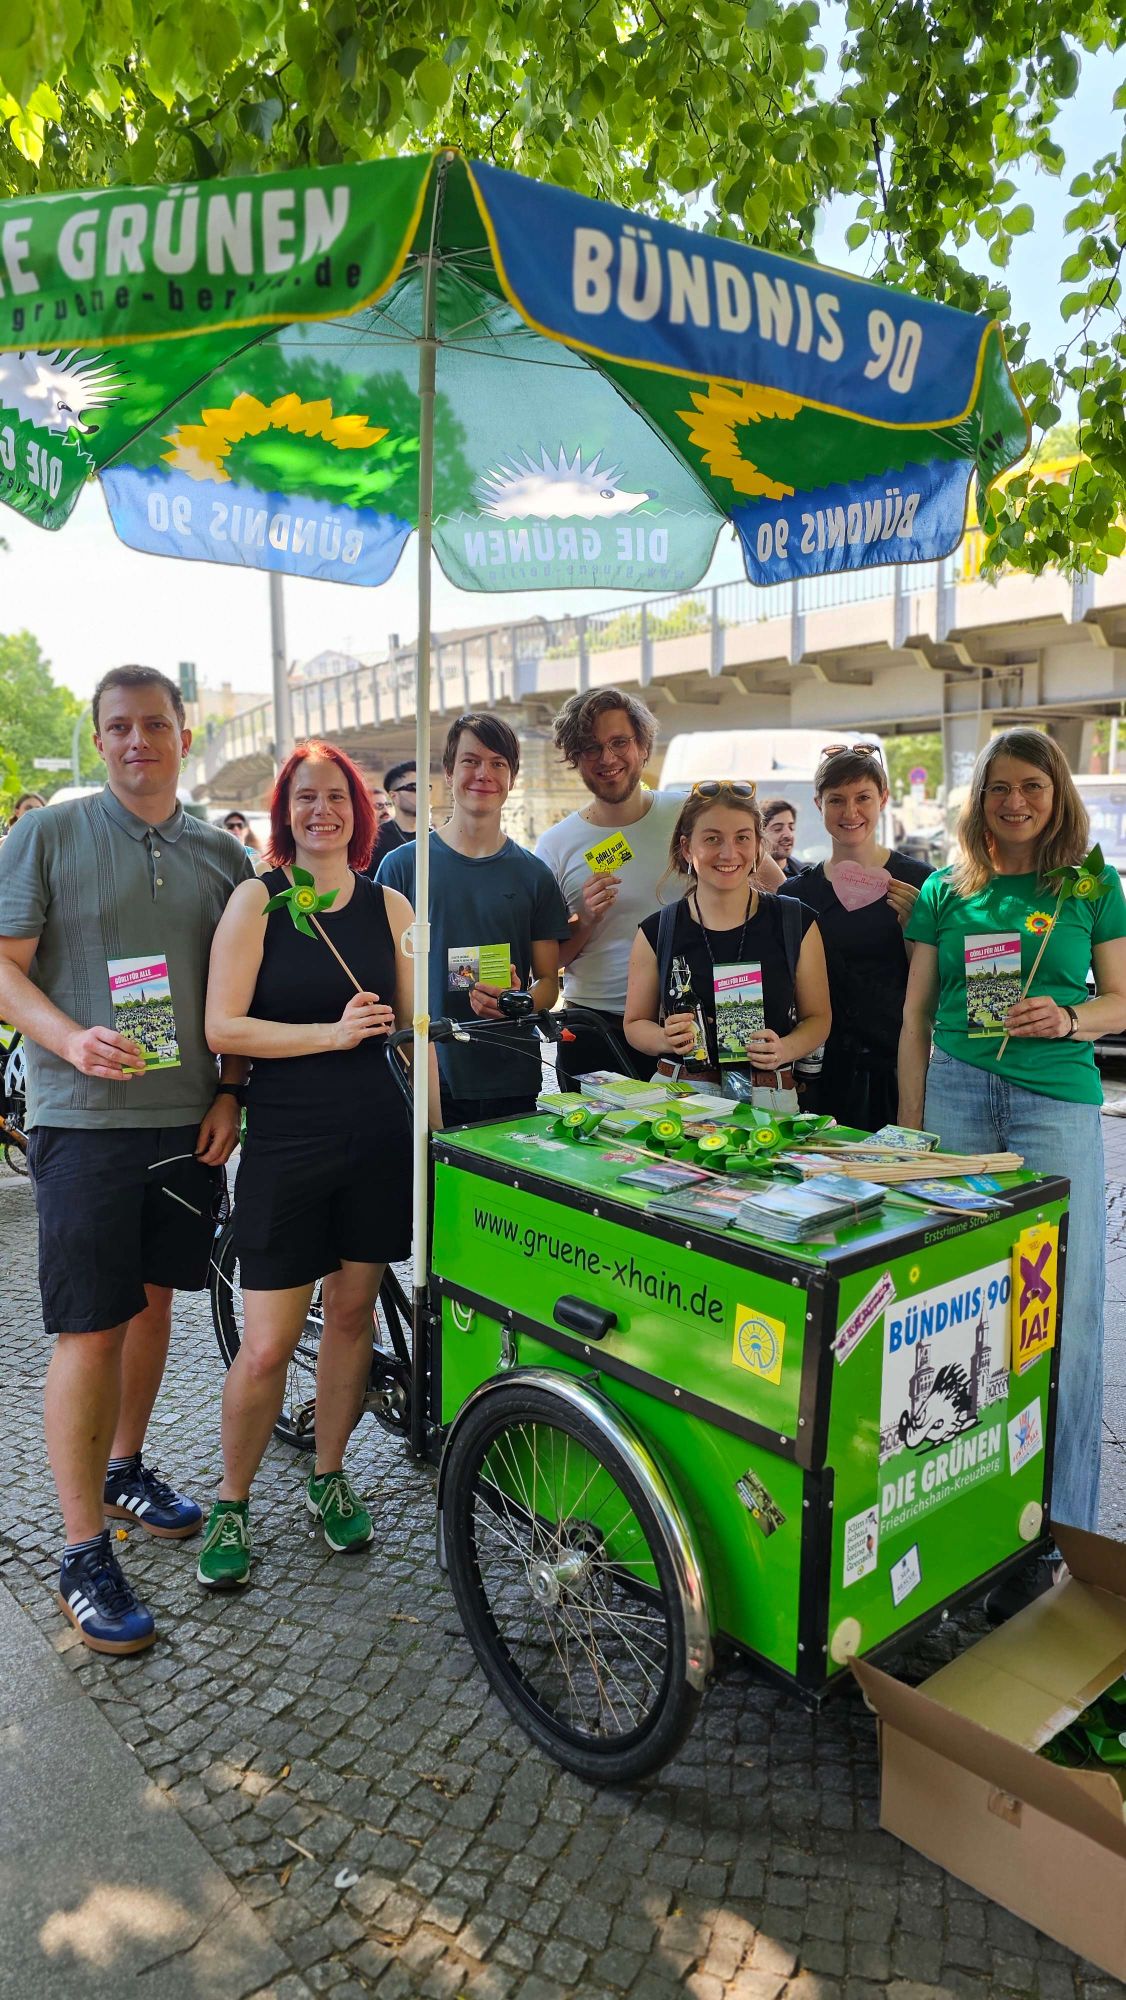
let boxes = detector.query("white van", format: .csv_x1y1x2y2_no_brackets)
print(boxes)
1075,774,1126,894
658,729,894,868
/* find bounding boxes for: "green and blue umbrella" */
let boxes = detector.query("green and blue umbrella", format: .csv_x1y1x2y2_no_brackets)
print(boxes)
0,149,1029,1318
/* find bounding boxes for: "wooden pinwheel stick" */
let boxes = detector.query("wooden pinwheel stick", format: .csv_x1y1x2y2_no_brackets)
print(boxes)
996,889,1064,1060
310,915,365,995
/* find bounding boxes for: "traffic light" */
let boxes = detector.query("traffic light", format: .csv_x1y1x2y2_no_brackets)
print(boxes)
178,660,198,704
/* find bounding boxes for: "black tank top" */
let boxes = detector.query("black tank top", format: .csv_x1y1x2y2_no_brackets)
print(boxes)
245,869,403,1119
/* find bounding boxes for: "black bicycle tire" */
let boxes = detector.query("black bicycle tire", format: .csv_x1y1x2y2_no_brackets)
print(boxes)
209,1217,413,1449
442,1382,701,1784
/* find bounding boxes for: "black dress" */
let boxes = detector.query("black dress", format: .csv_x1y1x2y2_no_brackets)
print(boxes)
780,852,931,1131
233,870,412,1288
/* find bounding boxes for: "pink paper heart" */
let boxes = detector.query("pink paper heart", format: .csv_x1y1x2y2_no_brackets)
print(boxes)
831,861,891,913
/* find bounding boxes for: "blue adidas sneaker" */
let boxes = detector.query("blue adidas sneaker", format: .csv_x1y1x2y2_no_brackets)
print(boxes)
58,1531,156,1655
103,1454,202,1539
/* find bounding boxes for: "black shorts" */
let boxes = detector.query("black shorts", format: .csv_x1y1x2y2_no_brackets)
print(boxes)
28,1124,222,1337
233,1113,412,1291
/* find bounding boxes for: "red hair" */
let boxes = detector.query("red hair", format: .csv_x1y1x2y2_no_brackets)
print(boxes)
268,740,377,873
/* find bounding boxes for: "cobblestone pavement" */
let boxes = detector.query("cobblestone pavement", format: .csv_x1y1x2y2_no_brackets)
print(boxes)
2,1138,1125,2000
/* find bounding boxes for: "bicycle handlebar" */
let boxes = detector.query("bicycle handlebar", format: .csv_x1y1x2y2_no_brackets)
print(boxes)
384,1005,632,1114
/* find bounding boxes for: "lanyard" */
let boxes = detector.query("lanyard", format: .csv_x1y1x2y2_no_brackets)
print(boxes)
689,886,755,985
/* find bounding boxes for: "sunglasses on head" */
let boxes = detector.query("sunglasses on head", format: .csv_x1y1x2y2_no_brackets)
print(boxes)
820,741,885,764
690,780,757,801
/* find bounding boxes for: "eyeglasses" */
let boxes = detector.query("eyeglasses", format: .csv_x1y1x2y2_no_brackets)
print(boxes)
690,780,757,800
984,779,1051,802
390,782,417,795
820,742,885,763
224,819,246,830
578,734,636,760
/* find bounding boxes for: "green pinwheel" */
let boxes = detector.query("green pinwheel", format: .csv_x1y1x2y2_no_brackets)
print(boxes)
262,866,338,937
1045,844,1110,902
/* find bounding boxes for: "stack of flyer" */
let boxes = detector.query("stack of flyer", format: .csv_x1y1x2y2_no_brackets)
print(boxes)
575,1071,671,1108
737,1173,885,1242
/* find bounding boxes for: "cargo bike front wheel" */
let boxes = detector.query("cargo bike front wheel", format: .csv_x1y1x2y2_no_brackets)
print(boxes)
439,1375,712,1784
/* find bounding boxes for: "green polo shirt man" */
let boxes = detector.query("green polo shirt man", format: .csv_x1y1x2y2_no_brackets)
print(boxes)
0,665,252,1656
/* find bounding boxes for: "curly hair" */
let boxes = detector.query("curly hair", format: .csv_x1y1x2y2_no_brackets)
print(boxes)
951,729,1089,896
551,686,657,768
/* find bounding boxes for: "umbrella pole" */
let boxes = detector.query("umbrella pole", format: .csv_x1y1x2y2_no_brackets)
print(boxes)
408,209,440,1459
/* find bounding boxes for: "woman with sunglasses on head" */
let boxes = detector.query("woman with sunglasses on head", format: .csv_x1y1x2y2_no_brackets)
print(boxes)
779,743,931,1132
899,729,1126,1562
624,782,830,1095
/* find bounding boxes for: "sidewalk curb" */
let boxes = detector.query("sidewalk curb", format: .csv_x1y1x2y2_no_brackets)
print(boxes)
0,1572,309,2000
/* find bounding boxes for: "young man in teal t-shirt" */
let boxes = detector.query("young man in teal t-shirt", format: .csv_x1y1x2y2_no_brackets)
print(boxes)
377,712,570,1124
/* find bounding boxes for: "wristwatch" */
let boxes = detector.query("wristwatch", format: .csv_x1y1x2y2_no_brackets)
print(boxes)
213,1082,247,1106
1061,1005,1079,1040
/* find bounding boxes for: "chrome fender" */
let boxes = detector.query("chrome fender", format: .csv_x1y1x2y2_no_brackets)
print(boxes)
435,1367,714,1692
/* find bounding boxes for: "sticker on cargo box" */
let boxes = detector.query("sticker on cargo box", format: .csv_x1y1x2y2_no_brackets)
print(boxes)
735,1468,786,1536
1011,1221,1058,1376
1007,1398,1044,1476
732,1305,785,1385
889,1543,922,1607
842,1507,879,1588
877,1261,1010,1537
834,1271,895,1365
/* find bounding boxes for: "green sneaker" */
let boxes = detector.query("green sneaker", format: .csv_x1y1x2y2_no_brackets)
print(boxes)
196,1500,251,1590
305,1469,373,1553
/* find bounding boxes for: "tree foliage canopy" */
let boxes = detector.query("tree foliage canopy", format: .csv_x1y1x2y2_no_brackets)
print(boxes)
0,1,1123,578
0,630,99,810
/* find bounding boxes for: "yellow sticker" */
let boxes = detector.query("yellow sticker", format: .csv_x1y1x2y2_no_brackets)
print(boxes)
584,831,634,874
1011,1220,1059,1375
732,1305,786,1385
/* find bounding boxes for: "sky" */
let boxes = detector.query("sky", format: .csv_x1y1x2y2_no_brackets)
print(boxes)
0,32,1123,708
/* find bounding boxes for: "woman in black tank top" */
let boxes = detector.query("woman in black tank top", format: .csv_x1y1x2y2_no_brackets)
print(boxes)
199,742,441,1590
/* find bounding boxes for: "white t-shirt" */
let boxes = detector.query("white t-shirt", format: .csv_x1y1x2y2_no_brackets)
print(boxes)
535,790,686,1011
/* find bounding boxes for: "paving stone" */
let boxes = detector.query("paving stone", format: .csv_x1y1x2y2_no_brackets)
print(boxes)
0,1167,1108,1999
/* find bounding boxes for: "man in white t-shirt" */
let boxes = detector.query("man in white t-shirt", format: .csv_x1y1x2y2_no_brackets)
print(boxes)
534,689,688,1086
537,687,785,1086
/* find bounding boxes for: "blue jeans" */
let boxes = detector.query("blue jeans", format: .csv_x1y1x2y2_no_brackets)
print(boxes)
924,1049,1104,1531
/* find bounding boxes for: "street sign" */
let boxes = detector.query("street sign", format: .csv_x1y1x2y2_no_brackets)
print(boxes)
32,757,70,770
909,765,927,785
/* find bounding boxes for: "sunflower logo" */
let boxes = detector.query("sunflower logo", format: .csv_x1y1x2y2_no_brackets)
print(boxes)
1025,911,1054,935
675,382,802,499
162,391,389,484
1074,875,1097,899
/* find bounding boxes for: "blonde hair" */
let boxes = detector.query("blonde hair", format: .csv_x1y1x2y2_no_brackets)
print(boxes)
951,729,1089,896
665,788,764,884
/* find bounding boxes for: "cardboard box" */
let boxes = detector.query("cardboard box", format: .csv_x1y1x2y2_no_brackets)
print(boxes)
854,1526,1126,1979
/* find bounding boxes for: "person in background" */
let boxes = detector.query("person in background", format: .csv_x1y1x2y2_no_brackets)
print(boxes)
378,713,570,1126
624,784,830,1092
383,759,421,844
536,688,785,1088
781,745,930,1131
899,728,1126,1590
762,797,801,879
0,666,252,1654
221,810,260,854
365,779,407,876
8,793,46,830
201,740,437,1589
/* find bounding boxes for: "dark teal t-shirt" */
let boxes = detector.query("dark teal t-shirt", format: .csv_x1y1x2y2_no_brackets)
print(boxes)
376,832,570,1100
905,864,1126,1105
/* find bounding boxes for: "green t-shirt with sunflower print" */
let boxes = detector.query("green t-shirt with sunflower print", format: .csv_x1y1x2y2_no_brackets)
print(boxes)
905,864,1126,1105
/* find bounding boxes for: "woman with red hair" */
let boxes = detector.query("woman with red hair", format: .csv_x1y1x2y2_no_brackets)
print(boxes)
200,741,439,1590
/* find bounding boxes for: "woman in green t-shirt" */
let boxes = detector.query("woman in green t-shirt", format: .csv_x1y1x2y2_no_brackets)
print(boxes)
900,729,1126,1554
